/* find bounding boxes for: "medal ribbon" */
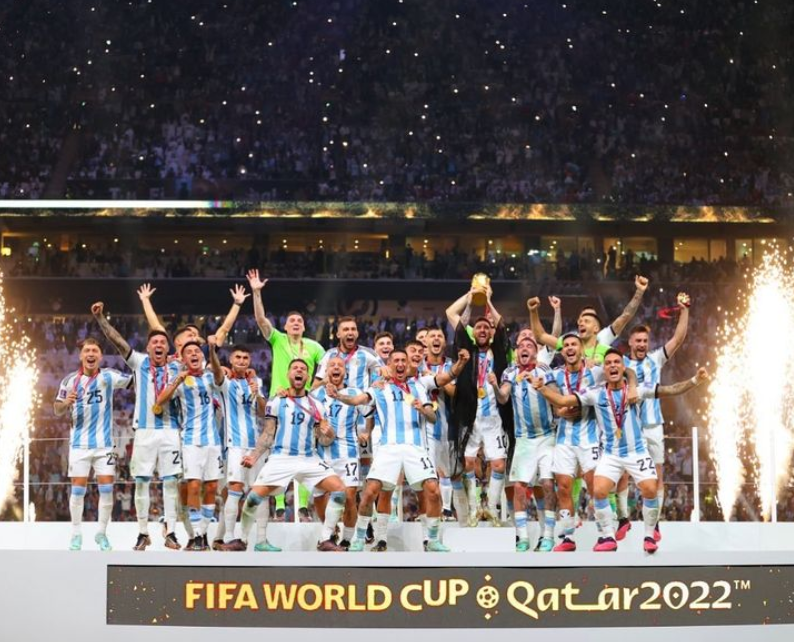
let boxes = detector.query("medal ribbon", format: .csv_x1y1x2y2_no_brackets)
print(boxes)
72,367,100,399
150,360,169,400
289,394,321,422
608,383,628,439
477,352,491,389
564,364,585,394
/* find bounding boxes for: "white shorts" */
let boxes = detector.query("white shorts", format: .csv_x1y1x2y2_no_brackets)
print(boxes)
553,442,601,477
368,443,437,491
130,429,182,479
183,444,224,482
509,435,555,485
226,446,266,487
428,438,452,477
643,425,665,465
595,452,658,486
253,454,335,493
464,415,507,461
313,457,360,497
68,447,117,478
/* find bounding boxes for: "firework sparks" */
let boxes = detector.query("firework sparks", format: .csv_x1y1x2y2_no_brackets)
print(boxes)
707,250,794,520
0,273,39,514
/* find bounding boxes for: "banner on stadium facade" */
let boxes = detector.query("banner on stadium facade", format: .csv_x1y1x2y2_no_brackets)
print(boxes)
107,564,792,628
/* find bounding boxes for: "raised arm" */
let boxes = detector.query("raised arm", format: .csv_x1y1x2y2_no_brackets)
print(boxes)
446,290,473,329
656,368,708,398
246,269,274,340
548,296,563,337
91,302,131,358
527,297,558,350
664,293,690,359
485,287,502,326
207,336,225,387
433,349,470,388
609,275,649,338
136,283,167,333
214,284,250,345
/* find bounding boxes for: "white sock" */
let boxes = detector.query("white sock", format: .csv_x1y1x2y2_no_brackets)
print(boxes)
463,471,478,516
321,492,346,541
514,511,528,541
224,491,243,543
97,484,114,535
355,514,371,542
162,478,179,534
134,480,150,534
558,509,575,538
487,471,505,515
440,478,452,512
594,500,615,538
616,487,629,520
452,480,468,523
643,498,660,538
419,514,428,541
543,510,556,539
255,500,269,542
200,504,215,538
374,512,390,543
426,516,441,542
69,486,86,536
342,526,355,542
656,487,664,522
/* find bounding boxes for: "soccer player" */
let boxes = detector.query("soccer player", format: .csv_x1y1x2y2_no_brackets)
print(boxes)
543,332,603,551
247,269,326,521
331,349,449,552
154,339,225,551
314,316,381,388
532,349,707,553
491,337,555,551
91,302,183,551
54,338,133,551
310,356,367,548
455,315,512,527
616,291,690,541
528,276,649,364
238,359,347,552
210,344,267,550
373,331,395,365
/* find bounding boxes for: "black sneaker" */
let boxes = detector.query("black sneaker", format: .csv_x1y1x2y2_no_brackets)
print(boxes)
164,532,181,550
442,509,455,521
338,539,351,550
373,539,388,552
202,534,210,551
133,533,151,551
533,537,543,552
189,537,205,552
365,522,375,544
423,539,428,552
184,537,196,551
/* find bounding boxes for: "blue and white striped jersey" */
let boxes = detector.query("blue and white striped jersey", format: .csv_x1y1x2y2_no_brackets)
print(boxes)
175,372,221,446
422,359,454,442
624,348,668,427
501,364,555,439
545,365,602,447
312,386,363,460
218,376,264,449
365,379,433,448
57,368,132,449
267,394,325,457
576,384,657,457
126,352,182,430
475,349,499,419
316,346,380,389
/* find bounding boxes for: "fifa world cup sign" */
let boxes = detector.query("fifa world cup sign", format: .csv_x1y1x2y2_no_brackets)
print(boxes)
108,565,794,628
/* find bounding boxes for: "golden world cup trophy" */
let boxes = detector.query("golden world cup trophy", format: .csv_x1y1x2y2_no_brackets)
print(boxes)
470,273,491,306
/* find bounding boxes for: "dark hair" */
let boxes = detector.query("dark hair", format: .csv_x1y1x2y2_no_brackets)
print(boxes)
147,329,171,343
174,325,197,341
285,311,304,321
473,316,492,328
180,340,202,355
337,315,357,326
79,337,102,350
603,348,623,360
578,311,603,328
230,344,250,354
405,339,424,350
424,325,443,334
374,331,394,343
629,324,651,336
389,348,408,359
288,358,309,369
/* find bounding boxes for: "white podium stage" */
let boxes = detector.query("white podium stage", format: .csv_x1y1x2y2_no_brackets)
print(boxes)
2,521,794,642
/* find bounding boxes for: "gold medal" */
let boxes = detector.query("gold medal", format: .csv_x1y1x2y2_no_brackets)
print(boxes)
152,404,163,415
432,401,439,411
477,387,486,399
404,393,415,405
185,375,196,387
516,374,523,383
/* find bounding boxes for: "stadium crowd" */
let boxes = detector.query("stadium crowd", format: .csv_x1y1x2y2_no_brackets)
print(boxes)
1,0,791,205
